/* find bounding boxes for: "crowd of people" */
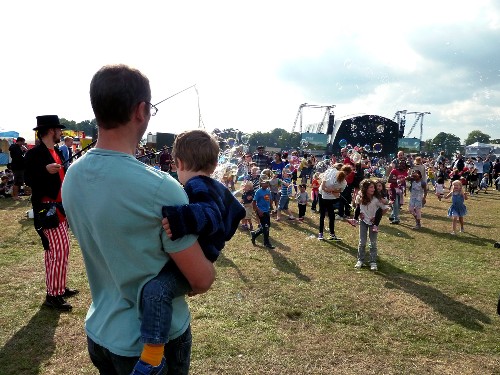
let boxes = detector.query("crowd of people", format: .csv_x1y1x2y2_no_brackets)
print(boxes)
221,147,500,267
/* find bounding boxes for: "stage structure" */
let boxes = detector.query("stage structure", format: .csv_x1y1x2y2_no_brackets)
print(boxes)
392,110,431,152
329,114,400,157
292,103,335,134
293,103,335,155
156,132,177,149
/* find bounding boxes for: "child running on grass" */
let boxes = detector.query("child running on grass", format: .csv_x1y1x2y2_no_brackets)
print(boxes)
354,179,386,271
133,130,245,374
407,170,427,230
296,183,309,221
240,180,255,231
445,180,468,235
435,176,445,200
310,172,320,212
251,173,275,249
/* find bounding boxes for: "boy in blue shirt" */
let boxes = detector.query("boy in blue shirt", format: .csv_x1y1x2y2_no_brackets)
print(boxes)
251,174,275,249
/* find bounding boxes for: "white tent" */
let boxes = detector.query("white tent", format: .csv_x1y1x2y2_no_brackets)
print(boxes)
464,142,500,158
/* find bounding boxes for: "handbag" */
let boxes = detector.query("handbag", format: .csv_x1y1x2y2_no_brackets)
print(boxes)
36,203,60,229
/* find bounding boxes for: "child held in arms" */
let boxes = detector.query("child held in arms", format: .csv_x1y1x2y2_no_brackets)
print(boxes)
132,130,245,374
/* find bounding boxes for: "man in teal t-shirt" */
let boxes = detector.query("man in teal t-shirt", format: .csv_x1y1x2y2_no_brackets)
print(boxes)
62,64,215,375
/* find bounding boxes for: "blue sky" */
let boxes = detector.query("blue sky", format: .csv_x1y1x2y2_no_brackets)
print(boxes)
2,0,499,143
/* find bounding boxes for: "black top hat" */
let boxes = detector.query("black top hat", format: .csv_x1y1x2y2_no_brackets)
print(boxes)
33,115,66,131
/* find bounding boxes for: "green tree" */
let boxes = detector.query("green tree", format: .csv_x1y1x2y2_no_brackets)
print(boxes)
59,118,97,138
59,118,77,130
248,129,301,151
464,130,491,145
431,132,462,157
76,119,97,137
422,139,434,154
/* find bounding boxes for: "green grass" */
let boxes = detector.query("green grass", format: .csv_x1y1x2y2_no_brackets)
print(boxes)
1,187,500,374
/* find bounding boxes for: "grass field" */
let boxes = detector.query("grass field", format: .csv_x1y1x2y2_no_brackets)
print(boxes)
1,185,499,374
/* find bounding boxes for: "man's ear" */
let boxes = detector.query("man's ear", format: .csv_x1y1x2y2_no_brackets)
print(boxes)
134,101,148,122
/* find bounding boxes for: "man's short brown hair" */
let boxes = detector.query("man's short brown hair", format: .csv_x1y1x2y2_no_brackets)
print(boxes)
172,130,219,173
90,64,151,129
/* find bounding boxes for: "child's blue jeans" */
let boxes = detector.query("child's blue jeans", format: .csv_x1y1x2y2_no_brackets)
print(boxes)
140,262,191,344
357,221,378,263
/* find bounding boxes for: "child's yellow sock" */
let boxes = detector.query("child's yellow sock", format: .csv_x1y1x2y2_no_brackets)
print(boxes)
140,344,164,367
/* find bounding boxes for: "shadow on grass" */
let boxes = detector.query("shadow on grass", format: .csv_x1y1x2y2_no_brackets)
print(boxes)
265,247,311,282
217,253,250,283
333,239,492,330
0,307,60,374
423,212,491,228
375,223,414,239
416,226,496,246
377,261,491,330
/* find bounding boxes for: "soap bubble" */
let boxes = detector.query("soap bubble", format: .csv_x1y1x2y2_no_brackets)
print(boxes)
373,143,383,153
339,139,347,148
376,125,385,133
350,151,362,164
315,160,329,173
240,134,250,145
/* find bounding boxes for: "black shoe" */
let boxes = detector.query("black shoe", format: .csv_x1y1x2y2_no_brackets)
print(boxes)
264,243,275,249
389,217,394,222
327,234,342,241
44,295,72,311
250,231,256,246
63,288,79,298
494,242,500,249
390,220,400,225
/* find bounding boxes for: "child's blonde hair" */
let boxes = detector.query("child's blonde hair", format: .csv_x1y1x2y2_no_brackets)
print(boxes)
452,180,463,190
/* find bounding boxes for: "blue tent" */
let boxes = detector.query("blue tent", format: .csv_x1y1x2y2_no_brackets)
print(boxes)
0,131,19,138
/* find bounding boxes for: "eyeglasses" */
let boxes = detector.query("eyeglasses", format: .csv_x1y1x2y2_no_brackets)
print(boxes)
146,102,158,116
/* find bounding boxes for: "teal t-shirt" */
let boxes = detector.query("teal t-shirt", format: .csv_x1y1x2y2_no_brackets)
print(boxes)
62,148,197,357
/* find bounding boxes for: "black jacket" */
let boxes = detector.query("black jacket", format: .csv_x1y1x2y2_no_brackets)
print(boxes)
25,142,65,207
25,142,65,249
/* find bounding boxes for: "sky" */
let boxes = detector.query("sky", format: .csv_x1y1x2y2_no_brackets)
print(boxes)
1,0,499,144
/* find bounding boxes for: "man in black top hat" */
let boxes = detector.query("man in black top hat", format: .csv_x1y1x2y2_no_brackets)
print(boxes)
24,115,79,311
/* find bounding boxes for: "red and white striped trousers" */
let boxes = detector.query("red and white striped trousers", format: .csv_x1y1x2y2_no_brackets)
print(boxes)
43,220,70,296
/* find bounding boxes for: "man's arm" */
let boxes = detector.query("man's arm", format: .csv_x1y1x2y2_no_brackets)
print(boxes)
169,241,216,294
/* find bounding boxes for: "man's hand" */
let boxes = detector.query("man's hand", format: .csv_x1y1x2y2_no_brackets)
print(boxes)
46,163,62,174
162,217,173,238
